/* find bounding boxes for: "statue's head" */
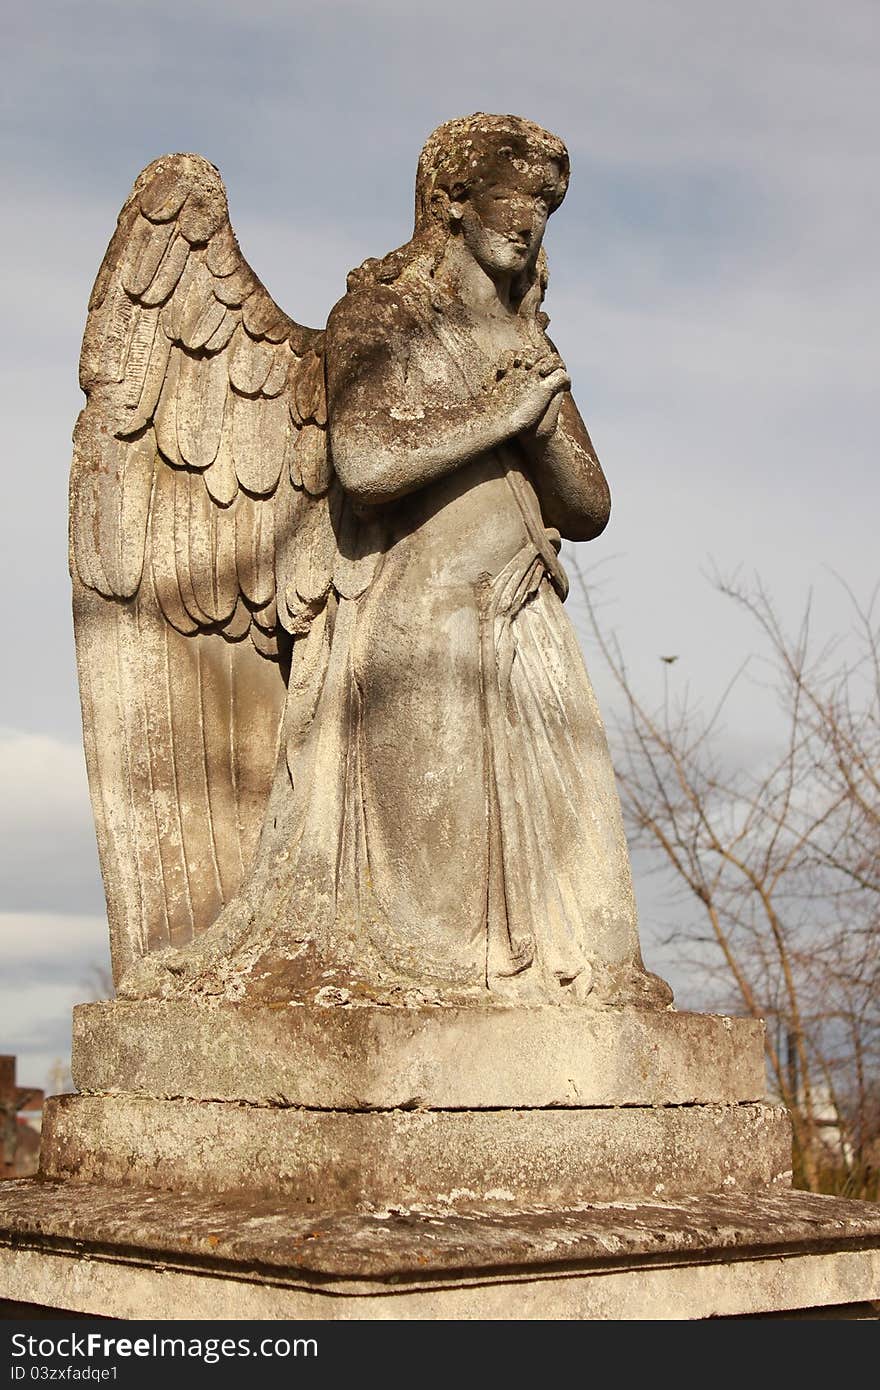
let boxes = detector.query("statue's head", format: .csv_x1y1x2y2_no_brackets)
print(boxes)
347,114,568,312
414,113,569,283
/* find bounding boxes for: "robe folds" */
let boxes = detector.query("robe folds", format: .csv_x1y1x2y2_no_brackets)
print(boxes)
231,442,652,1006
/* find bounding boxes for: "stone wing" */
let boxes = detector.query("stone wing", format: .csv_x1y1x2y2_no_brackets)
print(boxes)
70,153,336,982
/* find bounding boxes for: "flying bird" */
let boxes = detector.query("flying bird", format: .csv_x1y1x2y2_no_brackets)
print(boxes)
660,655,679,664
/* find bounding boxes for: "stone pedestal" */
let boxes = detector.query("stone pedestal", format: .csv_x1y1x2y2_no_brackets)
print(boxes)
1,1183,879,1320
36,1001,790,1209
69,1000,765,1109
3,1000,879,1318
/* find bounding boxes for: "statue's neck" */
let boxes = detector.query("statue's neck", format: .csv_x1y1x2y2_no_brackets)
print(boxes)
435,236,514,318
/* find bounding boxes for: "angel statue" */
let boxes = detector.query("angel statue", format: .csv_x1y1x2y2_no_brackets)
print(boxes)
71,112,672,1011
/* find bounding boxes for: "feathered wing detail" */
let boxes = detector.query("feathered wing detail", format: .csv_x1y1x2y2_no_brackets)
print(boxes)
71,153,340,982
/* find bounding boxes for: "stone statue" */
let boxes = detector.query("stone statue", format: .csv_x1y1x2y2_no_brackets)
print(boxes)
5,112,856,1324
3,115,820,1312
71,113,672,1011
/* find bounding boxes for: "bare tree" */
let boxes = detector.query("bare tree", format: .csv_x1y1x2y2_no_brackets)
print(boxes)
574,561,879,1197
81,963,115,1002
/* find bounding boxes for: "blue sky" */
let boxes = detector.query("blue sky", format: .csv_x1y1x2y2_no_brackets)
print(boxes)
1,1,878,1087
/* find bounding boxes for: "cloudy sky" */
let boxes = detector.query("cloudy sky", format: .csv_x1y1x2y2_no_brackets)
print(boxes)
2,1,877,1089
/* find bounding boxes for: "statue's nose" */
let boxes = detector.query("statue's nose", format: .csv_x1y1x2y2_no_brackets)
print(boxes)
518,203,544,239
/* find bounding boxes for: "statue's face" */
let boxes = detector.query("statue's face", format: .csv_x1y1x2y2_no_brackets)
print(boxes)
452,157,561,281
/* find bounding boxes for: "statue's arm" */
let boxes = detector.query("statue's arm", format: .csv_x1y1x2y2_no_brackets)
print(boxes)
521,390,611,542
326,288,568,507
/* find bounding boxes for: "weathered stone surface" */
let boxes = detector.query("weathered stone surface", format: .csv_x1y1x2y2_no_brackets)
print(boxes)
50,116,880,1322
1,1182,879,1319
73,119,674,1014
40,1095,791,1209
71,1001,767,1109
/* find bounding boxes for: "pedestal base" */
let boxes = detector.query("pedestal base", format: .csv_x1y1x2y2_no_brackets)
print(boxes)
70,1001,767,1109
40,1095,791,1208
1,1182,879,1320
7,1001,879,1318
44,1001,789,1210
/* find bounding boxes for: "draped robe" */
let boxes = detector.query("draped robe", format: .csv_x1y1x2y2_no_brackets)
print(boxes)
213,274,662,1007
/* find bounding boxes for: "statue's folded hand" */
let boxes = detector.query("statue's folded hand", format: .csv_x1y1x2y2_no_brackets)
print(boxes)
534,349,568,378
492,360,570,435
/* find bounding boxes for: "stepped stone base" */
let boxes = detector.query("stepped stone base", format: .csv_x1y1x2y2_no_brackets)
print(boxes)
40,1095,791,1209
1,1182,879,1320
40,1000,791,1211
71,1000,766,1109
13,999,873,1318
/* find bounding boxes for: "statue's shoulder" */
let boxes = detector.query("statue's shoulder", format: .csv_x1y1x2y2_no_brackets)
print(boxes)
326,262,431,364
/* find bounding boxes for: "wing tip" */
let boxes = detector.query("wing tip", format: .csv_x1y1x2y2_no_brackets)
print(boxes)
134,155,228,231
133,152,223,190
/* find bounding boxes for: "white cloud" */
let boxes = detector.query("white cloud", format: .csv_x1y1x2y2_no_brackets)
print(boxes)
0,911,111,1096
0,731,104,914
0,730,91,828
0,911,108,971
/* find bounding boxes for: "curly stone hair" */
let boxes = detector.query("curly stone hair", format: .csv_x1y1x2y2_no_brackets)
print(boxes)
347,113,568,321
413,112,569,232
